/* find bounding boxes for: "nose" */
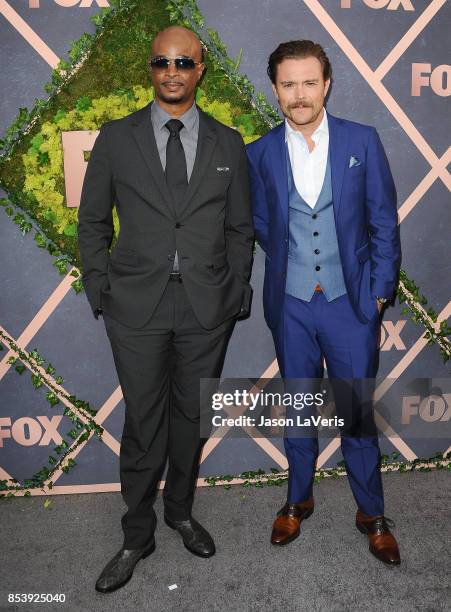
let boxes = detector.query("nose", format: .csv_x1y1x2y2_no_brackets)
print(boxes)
295,83,305,99
165,60,179,77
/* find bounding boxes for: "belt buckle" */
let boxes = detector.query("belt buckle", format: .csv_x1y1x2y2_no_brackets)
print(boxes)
169,271,182,282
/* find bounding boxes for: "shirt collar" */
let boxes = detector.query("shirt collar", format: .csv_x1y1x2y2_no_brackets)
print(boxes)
284,108,328,143
151,99,199,134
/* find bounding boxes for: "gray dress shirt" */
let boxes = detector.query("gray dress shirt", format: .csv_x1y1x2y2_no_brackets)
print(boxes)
150,100,199,272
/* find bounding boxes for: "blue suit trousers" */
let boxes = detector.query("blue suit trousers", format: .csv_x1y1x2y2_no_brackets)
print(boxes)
272,289,384,517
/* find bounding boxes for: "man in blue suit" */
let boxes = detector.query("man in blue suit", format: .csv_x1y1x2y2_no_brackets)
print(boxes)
246,40,401,565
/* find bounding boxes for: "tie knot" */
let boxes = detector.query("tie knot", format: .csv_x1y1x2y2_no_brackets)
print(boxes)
165,119,184,137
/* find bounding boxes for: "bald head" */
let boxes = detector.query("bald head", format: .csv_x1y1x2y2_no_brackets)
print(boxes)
151,26,203,63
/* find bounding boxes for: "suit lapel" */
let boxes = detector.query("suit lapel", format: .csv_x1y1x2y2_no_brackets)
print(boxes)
270,122,289,228
178,108,218,217
327,113,349,225
131,101,176,216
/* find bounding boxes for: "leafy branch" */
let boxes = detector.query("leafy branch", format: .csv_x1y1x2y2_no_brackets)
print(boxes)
0,0,138,162
0,198,83,292
0,333,104,498
167,0,280,126
398,271,451,362
205,451,451,489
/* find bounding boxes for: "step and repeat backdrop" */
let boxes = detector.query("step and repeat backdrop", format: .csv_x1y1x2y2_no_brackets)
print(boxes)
0,0,449,496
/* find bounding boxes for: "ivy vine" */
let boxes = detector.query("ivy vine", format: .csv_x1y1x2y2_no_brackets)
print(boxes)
205,451,451,490
0,333,103,499
0,0,138,163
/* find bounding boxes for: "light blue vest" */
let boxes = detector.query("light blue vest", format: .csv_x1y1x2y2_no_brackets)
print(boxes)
285,145,347,302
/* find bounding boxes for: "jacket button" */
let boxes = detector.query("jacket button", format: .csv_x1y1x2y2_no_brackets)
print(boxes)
312,213,317,219
315,265,321,271
175,222,181,228
168,254,174,260
313,231,319,236
314,249,320,255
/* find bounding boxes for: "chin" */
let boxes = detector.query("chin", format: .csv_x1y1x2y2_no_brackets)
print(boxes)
160,94,187,105
290,113,313,126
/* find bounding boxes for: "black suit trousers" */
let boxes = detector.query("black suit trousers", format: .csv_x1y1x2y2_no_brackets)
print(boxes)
102,278,235,549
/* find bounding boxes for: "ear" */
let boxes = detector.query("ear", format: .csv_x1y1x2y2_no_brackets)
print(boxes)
196,63,205,83
324,78,331,97
271,82,279,101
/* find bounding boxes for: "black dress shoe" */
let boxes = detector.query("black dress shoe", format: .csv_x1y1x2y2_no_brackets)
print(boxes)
164,515,215,558
95,539,155,593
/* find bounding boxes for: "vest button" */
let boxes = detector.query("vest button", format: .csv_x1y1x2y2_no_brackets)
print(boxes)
315,265,321,271
313,231,319,236
314,249,320,254
312,213,317,219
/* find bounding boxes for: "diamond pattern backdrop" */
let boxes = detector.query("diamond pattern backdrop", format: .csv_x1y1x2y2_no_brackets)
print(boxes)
0,0,449,495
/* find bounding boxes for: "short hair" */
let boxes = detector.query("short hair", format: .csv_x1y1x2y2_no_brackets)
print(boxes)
267,40,332,84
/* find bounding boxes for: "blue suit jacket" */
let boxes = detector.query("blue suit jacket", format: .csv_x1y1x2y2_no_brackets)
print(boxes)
246,113,401,329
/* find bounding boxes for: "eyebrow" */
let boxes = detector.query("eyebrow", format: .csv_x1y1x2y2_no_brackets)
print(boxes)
280,78,319,85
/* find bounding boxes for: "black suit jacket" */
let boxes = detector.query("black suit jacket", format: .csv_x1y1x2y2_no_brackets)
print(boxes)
77,101,254,330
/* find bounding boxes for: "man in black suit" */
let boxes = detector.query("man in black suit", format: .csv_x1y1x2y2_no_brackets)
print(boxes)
77,26,253,593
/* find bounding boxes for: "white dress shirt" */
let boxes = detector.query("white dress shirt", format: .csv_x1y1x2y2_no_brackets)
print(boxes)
285,108,329,209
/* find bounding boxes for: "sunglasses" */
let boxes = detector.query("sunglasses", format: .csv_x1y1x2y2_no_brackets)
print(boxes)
149,56,202,71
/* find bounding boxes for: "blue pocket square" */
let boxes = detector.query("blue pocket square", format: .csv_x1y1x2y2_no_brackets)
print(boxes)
349,155,361,168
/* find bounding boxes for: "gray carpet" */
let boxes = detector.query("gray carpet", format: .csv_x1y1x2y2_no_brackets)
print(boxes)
1,470,450,612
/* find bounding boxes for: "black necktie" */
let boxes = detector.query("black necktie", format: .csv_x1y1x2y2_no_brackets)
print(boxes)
165,119,188,207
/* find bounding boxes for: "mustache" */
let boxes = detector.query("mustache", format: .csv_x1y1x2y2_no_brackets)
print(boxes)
288,101,312,109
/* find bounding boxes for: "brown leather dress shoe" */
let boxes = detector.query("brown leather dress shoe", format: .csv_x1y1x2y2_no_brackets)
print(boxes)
356,510,401,566
271,498,314,545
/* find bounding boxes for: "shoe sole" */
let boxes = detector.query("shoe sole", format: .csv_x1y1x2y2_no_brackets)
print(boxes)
95,541,156,593
356,522,401,566
164,516,215,558
271,507,314,546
